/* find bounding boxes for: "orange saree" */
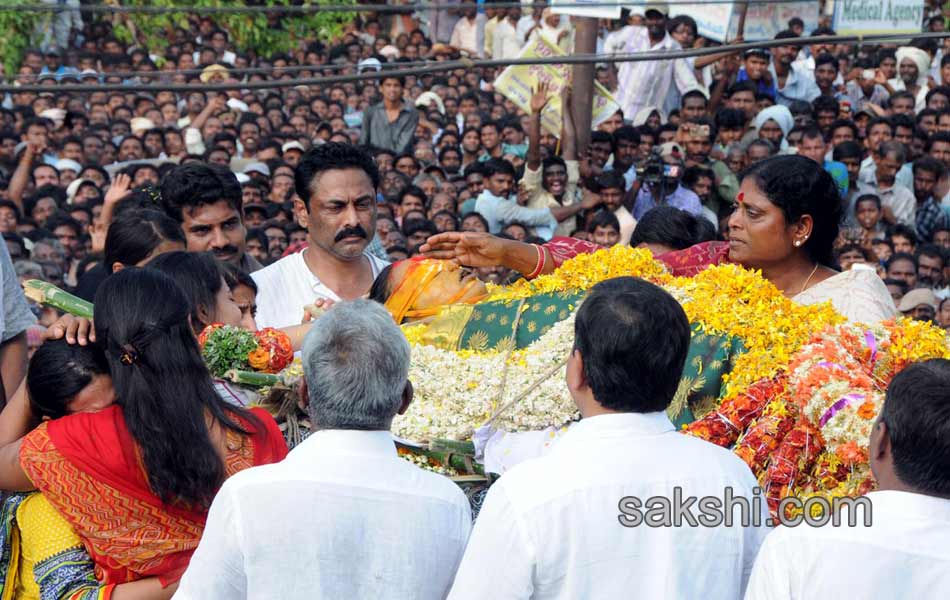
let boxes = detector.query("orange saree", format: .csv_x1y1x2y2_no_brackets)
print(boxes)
18,405,287,586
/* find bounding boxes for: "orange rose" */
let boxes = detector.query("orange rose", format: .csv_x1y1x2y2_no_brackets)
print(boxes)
247,347,270,371
856,401,877,420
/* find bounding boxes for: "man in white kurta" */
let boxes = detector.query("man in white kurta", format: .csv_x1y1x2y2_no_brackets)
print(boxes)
449,7,480,57
608,5,700,120
492,9,523,60
174,300,472,599
744,359,950,599
448,277,769,600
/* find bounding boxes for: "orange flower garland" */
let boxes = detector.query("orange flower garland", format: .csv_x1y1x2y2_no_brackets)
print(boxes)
733,399,798,479
252,327,295,373
763,422,825,517
199,324,293,377
688,319,950,517
683,378,786,447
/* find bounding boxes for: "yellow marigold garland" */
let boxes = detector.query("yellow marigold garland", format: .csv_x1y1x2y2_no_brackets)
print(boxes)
882,317,950,366
393,246,950,507
402,323,428,346
486,246,670,302
482,248,845,400
398,245,947,443
670,263,845,400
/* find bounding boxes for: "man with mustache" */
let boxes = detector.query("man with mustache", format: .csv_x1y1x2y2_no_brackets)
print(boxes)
160,162,261,273
252,143,389,329
915,244,946,290
882,46,932,113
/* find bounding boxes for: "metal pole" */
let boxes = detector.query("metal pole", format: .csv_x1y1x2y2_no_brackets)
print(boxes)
572,17,598,152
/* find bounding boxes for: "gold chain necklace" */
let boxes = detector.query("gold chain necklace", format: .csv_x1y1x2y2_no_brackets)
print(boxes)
800,263,820,294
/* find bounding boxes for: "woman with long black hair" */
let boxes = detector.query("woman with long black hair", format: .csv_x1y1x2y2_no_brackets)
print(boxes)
0,268,287,588
1,340,175,599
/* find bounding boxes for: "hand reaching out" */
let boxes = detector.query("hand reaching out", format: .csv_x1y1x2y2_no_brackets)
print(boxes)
25,140,47,160
420,232,508,267
517,183,532,206
208,94,228,114
580,189,603,211
45,314,96,345
530,80,551,115
104,173,132,207
92,173,133,254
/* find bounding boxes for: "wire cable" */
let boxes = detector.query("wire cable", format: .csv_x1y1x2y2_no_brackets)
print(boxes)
4,31,947,94
15,59,440,82
0,0,829,15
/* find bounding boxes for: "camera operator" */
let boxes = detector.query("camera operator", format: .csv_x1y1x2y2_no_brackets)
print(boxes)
631,142,704,221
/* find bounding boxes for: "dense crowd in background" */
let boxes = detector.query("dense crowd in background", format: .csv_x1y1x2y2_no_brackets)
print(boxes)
0,3,949,599
4,2,950,342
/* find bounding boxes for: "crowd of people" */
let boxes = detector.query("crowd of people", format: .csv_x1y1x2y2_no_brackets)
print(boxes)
0,1,947,599
4,4,950,338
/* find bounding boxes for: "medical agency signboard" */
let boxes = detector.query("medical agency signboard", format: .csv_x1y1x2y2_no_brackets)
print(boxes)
833,0,926,35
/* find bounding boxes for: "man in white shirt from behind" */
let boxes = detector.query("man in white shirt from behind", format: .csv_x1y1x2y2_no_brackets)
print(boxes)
745,359,950,599
448,277,769,600
252,143,388,329
174,299,472,600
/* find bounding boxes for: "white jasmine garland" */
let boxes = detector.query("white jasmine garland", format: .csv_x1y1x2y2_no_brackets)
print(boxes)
392,311,580,441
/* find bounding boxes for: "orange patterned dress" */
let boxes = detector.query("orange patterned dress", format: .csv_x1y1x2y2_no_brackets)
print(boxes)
18,405,288,586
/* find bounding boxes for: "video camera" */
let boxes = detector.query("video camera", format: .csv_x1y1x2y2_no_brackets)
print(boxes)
636,150,681,186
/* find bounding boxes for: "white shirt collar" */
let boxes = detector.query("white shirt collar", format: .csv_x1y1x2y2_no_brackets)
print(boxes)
650,32,674,51
770,62,802,85
866,489,950,523
294,248,324,292
557,411,675,449
298,248,381,294
290,429,397,461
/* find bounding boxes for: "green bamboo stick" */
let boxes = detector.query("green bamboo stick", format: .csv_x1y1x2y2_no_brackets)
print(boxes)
224,369,281,387
430,438,477,456
396,441,484,475
426,449,484,475
22,279,94,319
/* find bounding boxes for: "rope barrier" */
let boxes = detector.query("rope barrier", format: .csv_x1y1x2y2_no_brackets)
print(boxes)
0,0,832,15
4,31,947,94
14,60,440,82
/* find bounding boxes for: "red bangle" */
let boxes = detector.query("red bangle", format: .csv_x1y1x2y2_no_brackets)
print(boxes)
527,244,545,279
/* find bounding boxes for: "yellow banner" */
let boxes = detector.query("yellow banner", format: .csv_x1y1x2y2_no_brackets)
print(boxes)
493,35,620,137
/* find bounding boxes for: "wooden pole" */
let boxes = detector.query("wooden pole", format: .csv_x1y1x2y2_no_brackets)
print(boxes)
571,16,598,152
734,0,748,41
